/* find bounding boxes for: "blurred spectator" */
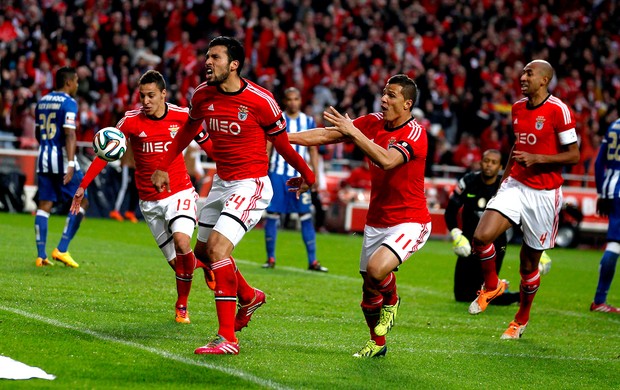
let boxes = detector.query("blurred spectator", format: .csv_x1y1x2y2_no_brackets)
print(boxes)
339,159,371,204
452,133,482,170
0,0,616,192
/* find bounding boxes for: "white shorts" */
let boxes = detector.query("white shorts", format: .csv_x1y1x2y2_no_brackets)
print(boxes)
360,222,431,272
197,174,273,247
486,177,562,250
140,188,198,261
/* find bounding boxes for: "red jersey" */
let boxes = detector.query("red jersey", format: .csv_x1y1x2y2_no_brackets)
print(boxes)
117,103,193,201
189,78,286,181
511,95,576,190
354,113,431,227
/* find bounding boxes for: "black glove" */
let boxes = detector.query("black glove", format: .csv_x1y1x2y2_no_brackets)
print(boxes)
596,197,613,217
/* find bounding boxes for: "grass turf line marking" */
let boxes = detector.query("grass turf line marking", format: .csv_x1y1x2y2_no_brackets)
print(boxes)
0,305,292,390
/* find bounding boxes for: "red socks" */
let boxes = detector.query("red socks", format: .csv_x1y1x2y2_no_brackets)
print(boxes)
377,272,398,306
361,291,385,346
515,270,540,325
194,257,207,270
175,251,196,308
211,257,238,342
474,242,499,290
231,257,255,304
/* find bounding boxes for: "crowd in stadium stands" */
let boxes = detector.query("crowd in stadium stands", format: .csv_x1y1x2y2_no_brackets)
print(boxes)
1,0,619,184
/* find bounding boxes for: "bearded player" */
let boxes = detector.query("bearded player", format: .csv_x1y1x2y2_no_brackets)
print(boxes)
71,70,215,324
151,36,315,355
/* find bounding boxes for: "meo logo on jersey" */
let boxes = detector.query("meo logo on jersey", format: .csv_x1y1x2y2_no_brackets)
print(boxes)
515,132,537,145
169,124,180,138
143,141,172,153
209,118,241,135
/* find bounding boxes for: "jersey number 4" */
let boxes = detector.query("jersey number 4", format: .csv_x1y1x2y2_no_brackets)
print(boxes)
226,194,246,210
539,232,548,246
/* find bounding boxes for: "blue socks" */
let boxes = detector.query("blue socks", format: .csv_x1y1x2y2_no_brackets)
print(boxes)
57,210,84,252
300,216,316,265
35,210,50,258
264,213,317,266
594,250,619,304
264,216,278,260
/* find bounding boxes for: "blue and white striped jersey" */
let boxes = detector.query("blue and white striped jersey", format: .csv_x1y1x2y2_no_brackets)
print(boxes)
596,118,620,199
35,91,78,174
268,112,316,177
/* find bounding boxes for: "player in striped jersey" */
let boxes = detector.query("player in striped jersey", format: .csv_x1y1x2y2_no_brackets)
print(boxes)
288,74,431,358
70,70,215,324
34,66,86,268
467,60,580,339
263,87,327,272
590,117,620,314
151,36,316,355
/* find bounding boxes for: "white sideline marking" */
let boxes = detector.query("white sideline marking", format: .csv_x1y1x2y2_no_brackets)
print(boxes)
0,305,291,390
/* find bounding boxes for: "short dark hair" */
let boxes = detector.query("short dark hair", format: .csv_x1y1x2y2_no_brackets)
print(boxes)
209,36,245,74
139,69,166,91
387,74,418,106
483,148,501,157
55,66,76,89
283,87,301,97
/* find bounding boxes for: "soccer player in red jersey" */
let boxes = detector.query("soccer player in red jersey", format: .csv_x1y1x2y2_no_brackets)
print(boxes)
467,60,580,339
70,70,215,324
151,36,316,355
288,74,432,358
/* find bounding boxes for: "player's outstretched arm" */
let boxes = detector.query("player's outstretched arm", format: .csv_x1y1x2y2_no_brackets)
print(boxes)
152,118,203,192
288,127,345,146
70,157,108,214
194,128,213,156
323,106,403,170
270,131,316,190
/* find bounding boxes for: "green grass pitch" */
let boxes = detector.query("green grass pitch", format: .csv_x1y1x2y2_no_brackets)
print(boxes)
0,213,619,389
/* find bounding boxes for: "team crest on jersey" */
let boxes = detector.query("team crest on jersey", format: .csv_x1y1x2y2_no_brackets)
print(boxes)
169,124,180,138
238,105,249,121
388,137,397,146
535,116,545,130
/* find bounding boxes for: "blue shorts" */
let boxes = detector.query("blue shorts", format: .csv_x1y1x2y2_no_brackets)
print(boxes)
267,173,312,214
608,197,620,242
37,170,86,203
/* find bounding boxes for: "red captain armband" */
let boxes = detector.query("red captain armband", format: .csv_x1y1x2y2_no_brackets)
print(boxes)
270,131,316,186
79,157,108,189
